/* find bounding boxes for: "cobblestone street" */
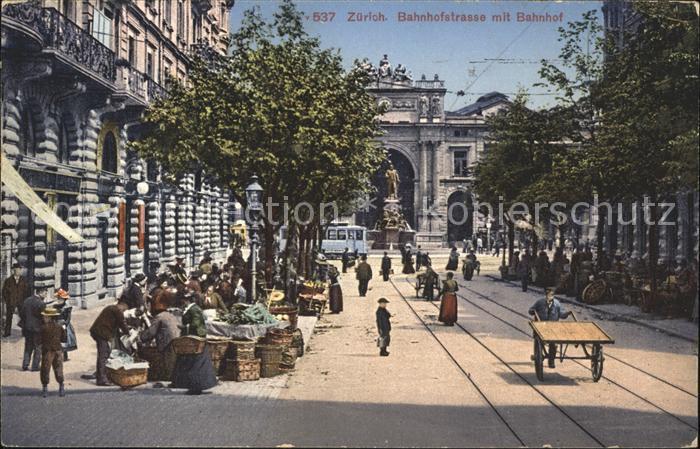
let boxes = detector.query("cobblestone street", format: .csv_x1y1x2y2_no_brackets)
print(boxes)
2,255,697,447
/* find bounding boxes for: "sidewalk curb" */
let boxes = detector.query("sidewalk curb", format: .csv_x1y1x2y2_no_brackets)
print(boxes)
485,274,698,344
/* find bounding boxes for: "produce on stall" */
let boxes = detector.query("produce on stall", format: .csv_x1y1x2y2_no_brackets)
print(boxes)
106,349,149,389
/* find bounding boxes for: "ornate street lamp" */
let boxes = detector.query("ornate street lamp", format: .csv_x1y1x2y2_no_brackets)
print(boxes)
245,175,263,302
486,216,492,254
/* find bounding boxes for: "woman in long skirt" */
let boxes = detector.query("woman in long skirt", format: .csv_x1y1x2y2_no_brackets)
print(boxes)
172,293,217,394
438,272,459,326
328,266,343,314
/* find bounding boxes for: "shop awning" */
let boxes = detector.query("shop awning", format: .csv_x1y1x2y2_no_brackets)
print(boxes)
1,153,84,243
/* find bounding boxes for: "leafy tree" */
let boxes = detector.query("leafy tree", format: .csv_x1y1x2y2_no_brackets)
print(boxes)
132,1,384,294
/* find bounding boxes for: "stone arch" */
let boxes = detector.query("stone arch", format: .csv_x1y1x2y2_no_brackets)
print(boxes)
446,189,474,246
54,110,80,165
97,121,120,173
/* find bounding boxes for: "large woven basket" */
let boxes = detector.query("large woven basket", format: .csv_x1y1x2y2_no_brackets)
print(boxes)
223,359,260,382
206,338,231,361
269,305,299,330
227,339,256,361
255,344,284,365
281,347,298,368
291,328,305,357
172,336,206,355
260,362,280,378
107,367,148,388
264,328,294,347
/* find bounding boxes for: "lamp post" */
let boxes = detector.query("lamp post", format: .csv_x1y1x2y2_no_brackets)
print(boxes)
245,175,263,303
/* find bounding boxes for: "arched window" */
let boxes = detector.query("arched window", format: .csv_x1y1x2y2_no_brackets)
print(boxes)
19,106,36,157
101,131,118,173
57,117,70,164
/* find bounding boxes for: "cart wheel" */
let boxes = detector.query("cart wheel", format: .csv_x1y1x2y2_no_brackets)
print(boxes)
534,337,544,381
591,344,604,382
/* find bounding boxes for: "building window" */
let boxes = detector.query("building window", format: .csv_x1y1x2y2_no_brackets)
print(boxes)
177,0,185,37
92,7,113,48
19,106,36,157
57,117,70,164
164,0,172,23
128,36,136,66
61,0,74,21
118,202,127,254
147,161,158,181
194,170,202,191
453,150,470,177
101,131,118,173
146,51,154,78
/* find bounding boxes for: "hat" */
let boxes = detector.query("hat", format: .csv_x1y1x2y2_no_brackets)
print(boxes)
175,255,185,261
377,298,390,304
54,289,70,299
11,263,22,269
133,273,147,284
41,307,60,317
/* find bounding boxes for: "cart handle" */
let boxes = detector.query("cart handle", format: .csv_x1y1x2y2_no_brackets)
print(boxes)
533,311,541,321
570,311,579,322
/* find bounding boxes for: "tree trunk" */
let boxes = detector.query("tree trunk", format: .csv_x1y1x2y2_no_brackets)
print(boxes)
507,220,515,267
297,225,307,279
263,221,274,288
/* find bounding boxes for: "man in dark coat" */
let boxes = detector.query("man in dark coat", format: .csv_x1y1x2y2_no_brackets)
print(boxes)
518,249,532,292
89,302,130,386
3,263,30,337
376,298,391,356
529,288,571,368
19,286,47,371
415,246,424,271
356,255,373,297
120,273,147,310
381,252,392,282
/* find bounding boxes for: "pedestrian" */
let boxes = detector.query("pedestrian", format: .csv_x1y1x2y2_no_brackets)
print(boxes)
463,250,478,280
139,307,179,382
423,264,439,301
528,288,571,368
341,248,350,274
50,289,77,361
2,263,30,337
462,238,468,254
423,252,432,269
438,272,459,326
38,307,66,397
89,301,130,386
518,249,532,292
415,246,424,271
402,250,416,274
355,255,373,297
328,265,343,314
19,286,47,371
172,292,218,395
376,298,391,357
477,236,483,254
200,285,228,316
120,273,147,310
446,246,459,270
381,251,392,281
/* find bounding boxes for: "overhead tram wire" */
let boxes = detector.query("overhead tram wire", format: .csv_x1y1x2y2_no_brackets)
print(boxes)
448,3,553,111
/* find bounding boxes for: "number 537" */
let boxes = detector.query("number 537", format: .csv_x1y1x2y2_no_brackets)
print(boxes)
312,12,335,22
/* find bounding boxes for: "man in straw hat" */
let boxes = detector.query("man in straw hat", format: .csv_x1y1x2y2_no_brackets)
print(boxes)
39,307,67,397
376,298,392,357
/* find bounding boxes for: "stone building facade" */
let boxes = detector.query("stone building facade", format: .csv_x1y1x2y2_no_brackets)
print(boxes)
356,55,508,247
1,0,236,308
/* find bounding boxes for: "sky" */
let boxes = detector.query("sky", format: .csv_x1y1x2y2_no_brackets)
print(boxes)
229,1,603,110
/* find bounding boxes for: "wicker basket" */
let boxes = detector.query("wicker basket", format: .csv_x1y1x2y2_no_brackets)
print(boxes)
291,328,305,357
206,338,231,361
171,336,206,355
226,339,256,361
255,344,284,365
260,362,280,378
269,305,299,330
264,328,294,347
223,359,261,382
281,347,298,368
107,367,148,388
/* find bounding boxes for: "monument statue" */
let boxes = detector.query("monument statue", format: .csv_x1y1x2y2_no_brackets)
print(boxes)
419,95,429,117
385,163,400,199
378,54,392,78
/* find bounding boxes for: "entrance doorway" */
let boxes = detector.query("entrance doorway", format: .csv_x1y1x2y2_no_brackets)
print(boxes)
447,191,473,245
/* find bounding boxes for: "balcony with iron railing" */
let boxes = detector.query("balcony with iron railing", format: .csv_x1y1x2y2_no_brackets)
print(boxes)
2,2,116,83
115,62,167,105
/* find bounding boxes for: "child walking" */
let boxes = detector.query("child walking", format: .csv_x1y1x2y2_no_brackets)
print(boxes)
39,307,67,397
376,298,392,357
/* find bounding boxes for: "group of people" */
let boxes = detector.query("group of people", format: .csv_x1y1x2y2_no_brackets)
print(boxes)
2,263,78,397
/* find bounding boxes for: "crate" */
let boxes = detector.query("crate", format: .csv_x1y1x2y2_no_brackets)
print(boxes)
223,359,260,382
107,367,148,389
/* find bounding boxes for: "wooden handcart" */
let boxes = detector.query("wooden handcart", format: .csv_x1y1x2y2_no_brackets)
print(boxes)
413,272,440,299
529,314,614,382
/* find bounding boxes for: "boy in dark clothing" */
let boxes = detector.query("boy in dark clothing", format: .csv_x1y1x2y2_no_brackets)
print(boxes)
39,307,67,397
376,298,392,356
381,252,392,281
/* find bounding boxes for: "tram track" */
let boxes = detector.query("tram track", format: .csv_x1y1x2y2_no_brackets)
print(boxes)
403,274,698,432
388,277,606,448
457,277,698,400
